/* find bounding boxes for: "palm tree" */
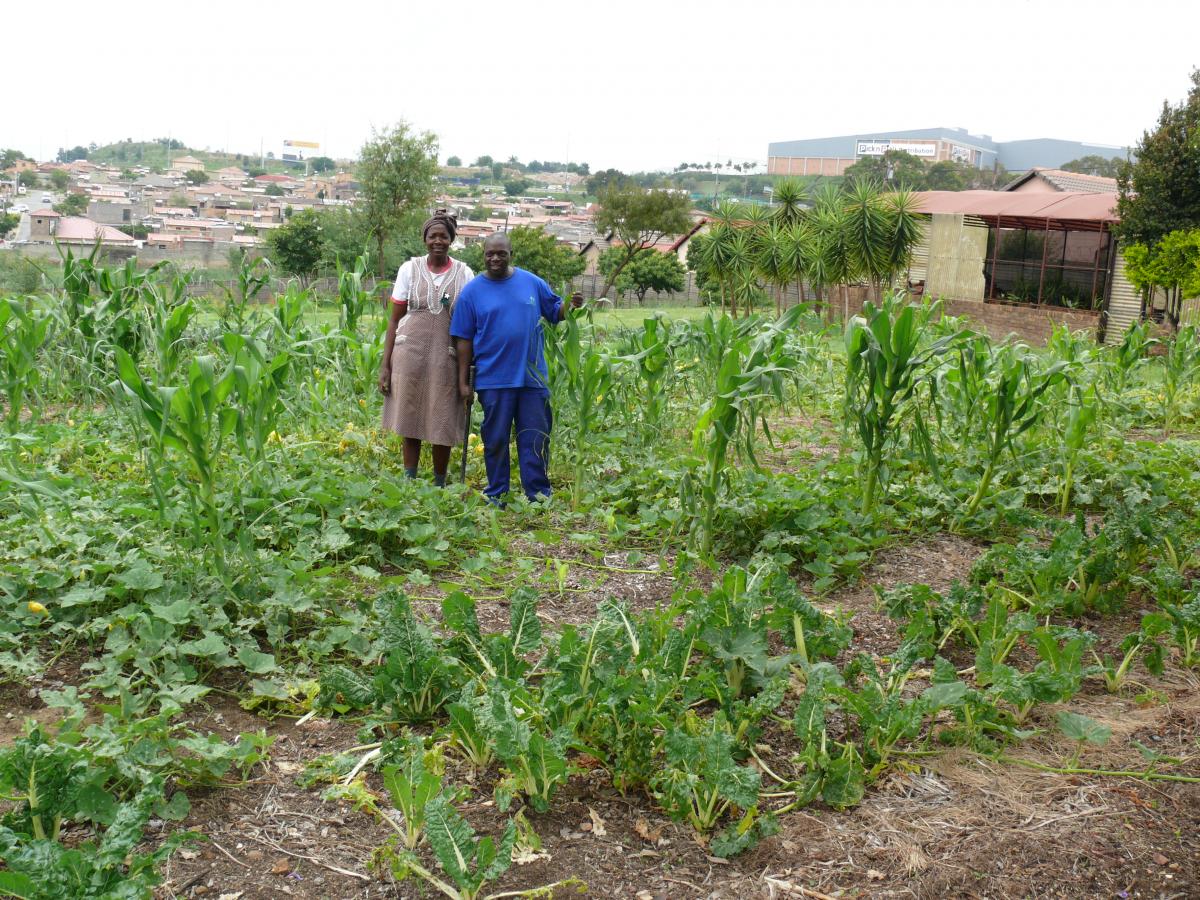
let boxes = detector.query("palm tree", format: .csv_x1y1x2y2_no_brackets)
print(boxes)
703,202,748,316
843,179,891,302
809,184,856,319
881,188,926,293
770,177,809,228
755,221,794,316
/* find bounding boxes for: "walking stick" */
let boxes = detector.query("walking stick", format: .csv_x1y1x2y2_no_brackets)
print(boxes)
459,364,475,484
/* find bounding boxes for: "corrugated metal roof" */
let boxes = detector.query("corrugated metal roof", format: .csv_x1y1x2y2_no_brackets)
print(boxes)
912,190,1118,226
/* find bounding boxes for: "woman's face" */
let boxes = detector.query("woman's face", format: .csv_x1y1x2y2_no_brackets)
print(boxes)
425,223,451,256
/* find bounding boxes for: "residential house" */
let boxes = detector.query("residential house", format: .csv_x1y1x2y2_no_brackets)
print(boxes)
1002,168,1118,195
144,233,184,250
136,173,184,190
27,209,60,241
88,198,152,226
157,216,236,242
224,207,281,227
215,166,248,185
169,155,206,174
28,209,136,246
254,173,299,192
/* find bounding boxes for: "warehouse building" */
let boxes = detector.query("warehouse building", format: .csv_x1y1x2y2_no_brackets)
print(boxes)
767,127,1128,177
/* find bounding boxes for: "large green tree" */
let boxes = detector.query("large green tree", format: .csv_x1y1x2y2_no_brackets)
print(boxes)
48,169,71,191
456,226,585,290
358,121,439,275
1117,69,1200,246
267,208,325,280
599,246,686,303
54,193,88,216
586,168,633,196
1,149,28,169
925,160,972,191
844,150,928,190
593,186,692,299
1061,155,1125,178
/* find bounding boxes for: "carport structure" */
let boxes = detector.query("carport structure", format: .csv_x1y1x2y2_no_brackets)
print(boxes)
912,191,1119,310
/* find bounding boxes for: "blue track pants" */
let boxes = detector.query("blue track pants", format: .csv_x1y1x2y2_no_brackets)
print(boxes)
477,387,553,502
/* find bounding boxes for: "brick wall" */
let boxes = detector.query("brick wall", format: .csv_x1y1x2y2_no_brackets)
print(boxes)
826,293,1101,344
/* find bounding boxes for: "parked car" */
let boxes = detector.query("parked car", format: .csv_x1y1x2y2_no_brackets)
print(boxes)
40,195,52,205
11,203,29,213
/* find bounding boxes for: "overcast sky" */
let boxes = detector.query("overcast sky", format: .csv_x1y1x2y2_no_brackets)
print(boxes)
7,0,1198,171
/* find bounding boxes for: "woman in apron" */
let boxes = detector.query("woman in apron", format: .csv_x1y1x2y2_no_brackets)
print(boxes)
378,210,474,485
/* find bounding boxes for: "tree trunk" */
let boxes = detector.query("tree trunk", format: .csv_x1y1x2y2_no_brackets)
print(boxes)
598,247,637,301
376,232,387,278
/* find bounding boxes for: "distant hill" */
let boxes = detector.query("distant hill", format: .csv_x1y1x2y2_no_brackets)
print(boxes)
86,140,332,175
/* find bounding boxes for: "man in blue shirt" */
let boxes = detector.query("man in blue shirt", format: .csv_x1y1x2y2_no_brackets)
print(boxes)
450,232,582,503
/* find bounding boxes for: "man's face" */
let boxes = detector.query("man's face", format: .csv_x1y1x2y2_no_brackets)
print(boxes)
483,237,511,276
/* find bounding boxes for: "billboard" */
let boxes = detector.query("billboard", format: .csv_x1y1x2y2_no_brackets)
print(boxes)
950,144,973,163
282,140,320,163
856,139,937,158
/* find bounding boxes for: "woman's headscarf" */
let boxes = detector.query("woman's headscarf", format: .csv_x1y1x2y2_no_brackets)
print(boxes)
422,209,457,241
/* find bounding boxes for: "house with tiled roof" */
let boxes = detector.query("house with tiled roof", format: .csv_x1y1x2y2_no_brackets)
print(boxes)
215,166,248,185
169,155,206,174
1002,168,1118,194
27,210,136,246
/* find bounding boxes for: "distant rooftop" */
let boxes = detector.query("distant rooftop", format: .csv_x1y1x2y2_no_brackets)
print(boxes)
1003,168,1118,194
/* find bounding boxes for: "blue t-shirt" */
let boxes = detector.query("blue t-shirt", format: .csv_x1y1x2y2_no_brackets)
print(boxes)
449,268,563,390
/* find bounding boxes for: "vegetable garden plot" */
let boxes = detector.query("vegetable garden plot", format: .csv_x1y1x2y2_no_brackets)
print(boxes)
2,260,1199,898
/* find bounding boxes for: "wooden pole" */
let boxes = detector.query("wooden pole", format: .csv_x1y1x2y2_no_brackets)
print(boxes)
1036,220,1050,304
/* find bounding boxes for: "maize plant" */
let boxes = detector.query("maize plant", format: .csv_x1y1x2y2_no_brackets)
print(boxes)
691,305,803,555
221,333,292,464
0,298,55,432
546,310,616,509
1160,325,1199,435
1060,383,1099,515
623,315,672,432
844,294,960,515
91,258,171,363
963,346,1067,517
1105,319,1154,394
113,349,240,548
336,252,373,333
221,253,271,333
144,275,196,383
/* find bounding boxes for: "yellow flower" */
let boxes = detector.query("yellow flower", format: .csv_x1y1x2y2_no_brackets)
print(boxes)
267,430,281,444
596,394,604,403
314,367,323,377
474,444,484,456
67,419,75,427
358,398,367,408
27,601,47,616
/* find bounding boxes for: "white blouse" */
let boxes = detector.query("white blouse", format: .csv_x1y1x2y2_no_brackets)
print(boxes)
391,258,472,310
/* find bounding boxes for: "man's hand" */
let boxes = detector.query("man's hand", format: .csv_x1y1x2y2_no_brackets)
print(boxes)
570,291,584,310
379,367,391,396
459,381,474,403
